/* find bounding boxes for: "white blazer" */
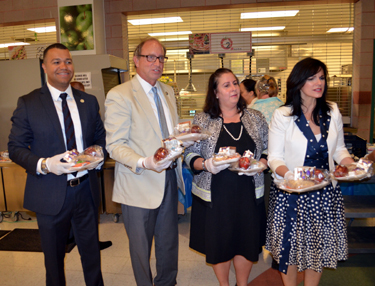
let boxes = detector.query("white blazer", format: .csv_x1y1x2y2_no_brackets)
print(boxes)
268,102,350,186
105,76,185,209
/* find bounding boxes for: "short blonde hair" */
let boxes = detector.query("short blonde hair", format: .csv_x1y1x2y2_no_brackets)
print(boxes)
255,75,278,97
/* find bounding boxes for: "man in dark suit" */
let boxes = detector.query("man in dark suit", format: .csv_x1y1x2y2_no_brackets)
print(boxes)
8,43,105,286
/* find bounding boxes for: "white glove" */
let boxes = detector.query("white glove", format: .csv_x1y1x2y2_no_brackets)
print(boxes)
143,155,172,173
284,170,294,181
46,152,75,175
87,160,104,171
181,140,195,148
204,158,230,175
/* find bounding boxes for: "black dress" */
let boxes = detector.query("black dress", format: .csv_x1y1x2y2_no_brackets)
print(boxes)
189,121,266,264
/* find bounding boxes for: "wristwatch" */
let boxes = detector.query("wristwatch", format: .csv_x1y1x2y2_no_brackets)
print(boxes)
202,159,207,171
41,158,49,174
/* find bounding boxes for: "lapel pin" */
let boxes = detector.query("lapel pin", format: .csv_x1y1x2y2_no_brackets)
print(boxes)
80,99,84,103
166,92,168,95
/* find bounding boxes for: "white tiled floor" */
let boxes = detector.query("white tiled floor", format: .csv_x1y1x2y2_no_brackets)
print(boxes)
0,210,272,286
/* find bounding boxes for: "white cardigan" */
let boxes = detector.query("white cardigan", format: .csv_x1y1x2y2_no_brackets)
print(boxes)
268,102,350,186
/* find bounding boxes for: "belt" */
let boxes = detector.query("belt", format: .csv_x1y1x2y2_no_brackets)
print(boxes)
166,160,177,170
67,174,89,187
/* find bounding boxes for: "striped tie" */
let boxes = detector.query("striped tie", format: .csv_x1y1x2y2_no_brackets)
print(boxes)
60,93,77,151
152,87,169,138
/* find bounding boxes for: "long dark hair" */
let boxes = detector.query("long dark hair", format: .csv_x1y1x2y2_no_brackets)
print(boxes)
285,57,331,124
203,68,246,118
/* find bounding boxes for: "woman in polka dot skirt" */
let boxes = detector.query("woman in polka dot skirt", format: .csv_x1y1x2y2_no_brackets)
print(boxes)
266,57,354,286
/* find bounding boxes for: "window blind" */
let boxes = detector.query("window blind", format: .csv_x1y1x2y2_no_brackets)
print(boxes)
128,2,354,121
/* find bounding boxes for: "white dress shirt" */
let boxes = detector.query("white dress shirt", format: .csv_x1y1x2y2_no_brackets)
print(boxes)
37,82,87,179
135,74,174,168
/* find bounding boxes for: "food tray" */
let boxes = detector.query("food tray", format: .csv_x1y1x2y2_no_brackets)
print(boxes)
175,133,210,142
213,156,240,166
229,161,267,175
156,150,183,165
275,179,331,194
331,172,371,182
69,158,104,171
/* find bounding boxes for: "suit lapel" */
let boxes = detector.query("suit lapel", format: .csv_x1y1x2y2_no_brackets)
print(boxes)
131,77,163,140
39,85,66,146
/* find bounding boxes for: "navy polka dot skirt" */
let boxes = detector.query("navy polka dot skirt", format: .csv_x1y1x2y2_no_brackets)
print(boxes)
265,182,348,274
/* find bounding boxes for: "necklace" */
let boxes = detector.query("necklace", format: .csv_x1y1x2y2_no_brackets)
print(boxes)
223,124,243,141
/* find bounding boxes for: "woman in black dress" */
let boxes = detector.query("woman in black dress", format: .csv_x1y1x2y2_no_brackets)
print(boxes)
184,68,268,286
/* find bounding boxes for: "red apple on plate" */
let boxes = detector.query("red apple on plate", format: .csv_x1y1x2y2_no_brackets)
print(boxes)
154,147,169,162
191,125,201,133
239,157,250,169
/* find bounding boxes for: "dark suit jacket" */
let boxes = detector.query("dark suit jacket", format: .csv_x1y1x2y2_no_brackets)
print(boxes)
8,84,106,215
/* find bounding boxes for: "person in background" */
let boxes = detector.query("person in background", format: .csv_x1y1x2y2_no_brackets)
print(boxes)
266,57,354,286
184,68,268,286
104,38,185,286
8,43,106,286
68,80,112,251
240,78,257,108
252,75,284,124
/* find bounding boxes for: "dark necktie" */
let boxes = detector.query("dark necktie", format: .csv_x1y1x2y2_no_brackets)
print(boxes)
60,93,77,151
152,87,169,138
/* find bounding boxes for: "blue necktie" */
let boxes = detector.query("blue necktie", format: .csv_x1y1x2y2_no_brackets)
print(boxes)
152,87,169,138
60,93,77,151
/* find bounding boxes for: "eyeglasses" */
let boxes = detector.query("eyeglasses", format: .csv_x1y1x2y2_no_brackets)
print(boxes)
139,55,168,63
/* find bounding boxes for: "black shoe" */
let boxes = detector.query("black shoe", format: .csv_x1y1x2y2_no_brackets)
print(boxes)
99,240,112,250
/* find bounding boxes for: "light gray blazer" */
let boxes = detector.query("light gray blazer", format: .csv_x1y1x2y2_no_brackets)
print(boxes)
105,76,184,209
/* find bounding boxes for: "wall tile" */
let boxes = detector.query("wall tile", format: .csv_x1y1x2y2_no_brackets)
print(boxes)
110,0,132,13
0,0,13,12
13,0,34,10
353,91,372,104
362,0,375,12
107,49,123,58
133,0,156,11
3,10,24,22
361,26,374,40
231,0,257,3
106,37,123,51
181,0,204,8
206,0,231,5
356,128,370,140
105,25,112,38
105,12,122,26
111,25,122,38
43,7,58,20
33,0,56,8
359,79,373,92
359,52,373,66
157,0,181,9
362,12,375,26
357,104,372,118
24,8,44,22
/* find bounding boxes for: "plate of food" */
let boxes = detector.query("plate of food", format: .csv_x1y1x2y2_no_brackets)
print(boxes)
331,159,373,181
172,122,211,142
275,167,331,193
212,146,241,166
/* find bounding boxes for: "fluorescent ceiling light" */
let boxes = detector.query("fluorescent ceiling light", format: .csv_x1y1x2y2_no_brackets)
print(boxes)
327,27,354,33
159,37,189,42
252,32,281,37
0,42,30,48
241,10,299,19
149,31,192,36
240,26,285,32
128,17,183,25
27,26,56,33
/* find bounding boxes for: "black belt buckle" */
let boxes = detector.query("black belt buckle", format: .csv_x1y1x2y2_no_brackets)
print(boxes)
67,174,88,187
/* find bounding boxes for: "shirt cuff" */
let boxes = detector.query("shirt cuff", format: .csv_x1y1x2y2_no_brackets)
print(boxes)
37,158,46,175
137,157,146,169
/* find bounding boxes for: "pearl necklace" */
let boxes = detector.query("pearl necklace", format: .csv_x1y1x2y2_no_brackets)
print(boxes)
223,124,243,141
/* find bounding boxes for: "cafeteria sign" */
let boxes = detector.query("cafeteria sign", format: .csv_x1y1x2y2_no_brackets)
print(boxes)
210,32,252,54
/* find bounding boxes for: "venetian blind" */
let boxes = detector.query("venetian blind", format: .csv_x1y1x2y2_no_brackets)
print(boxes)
0,20,56,61
127,2,354,122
